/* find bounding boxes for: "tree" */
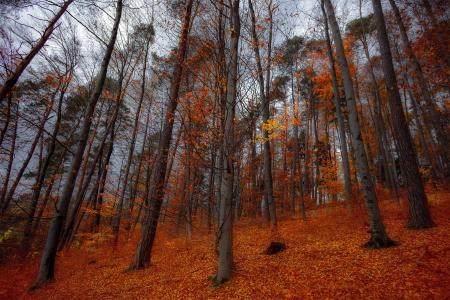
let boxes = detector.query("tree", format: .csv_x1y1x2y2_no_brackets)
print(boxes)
387,0,448,180
31,0,123,288
321,9,352,202
346,11,398,193
22,29,80,252
322,0,394,248
129,0,194,270
370,0,433,229
0,0,74,103
1,81,55,214
215,0,240,283
248,0,276,225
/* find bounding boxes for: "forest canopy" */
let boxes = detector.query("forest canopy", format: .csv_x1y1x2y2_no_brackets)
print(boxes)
0,0,449,298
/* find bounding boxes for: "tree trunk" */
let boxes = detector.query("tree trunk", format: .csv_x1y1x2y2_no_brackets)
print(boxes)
359,34,396,192
371,0,433,229
31,129,74,237
23,87,65,253
1,95,54,214
93,123,117,232
206,145,216,230
248,0,276,226
0,0,74,103
264,1,276,225
321,14,352,202
249,114,258,218
128,0,194,270
0,96,12,148
59,100,108,248
127,106,152,230
31,0,122,288
0,104,18,209
322,0,394,247
388,0,448,180
215,0,240,283
113,42,151,243
295,72,306,218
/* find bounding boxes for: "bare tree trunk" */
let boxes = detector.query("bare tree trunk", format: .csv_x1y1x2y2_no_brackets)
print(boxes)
114,42,151,243
31,180,54,236
249,115,258,218
61,114,110,245
388,0,448,180
127,106,152,230
248,0,276,225
360,38,396,192
0,104,18,209
93,123,117,232
215,0,240,283
311,84,320,205
1,96,54,214
0,0,74,103
322,0,394,247
107,70,130,245
31,129,74,237
234,150,242,219
407,87,437,180
159,127,181,224
31,0,122,288
214,1,227,228
0,96,12,148
295,73,306,218
264,1,276,225
184,149,193,238
133,146,154,230
90,152,104,232
68,170,101,244
23,87,65,253
128,0,194,270
322,15,352,202
58,100,108,248
207,146,216,230
290,70,298,213
371,0,433,229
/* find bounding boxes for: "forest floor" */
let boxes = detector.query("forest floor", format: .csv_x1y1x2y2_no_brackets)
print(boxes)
1,188,450,299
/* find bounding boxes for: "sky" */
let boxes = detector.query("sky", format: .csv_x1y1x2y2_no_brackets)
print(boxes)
0,0,373,194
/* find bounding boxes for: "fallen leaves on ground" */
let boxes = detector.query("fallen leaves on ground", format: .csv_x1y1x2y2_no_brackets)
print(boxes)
1,189,450,299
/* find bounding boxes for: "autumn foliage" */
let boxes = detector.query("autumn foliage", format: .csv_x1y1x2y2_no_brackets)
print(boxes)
0,0,449,297
0,188,449,299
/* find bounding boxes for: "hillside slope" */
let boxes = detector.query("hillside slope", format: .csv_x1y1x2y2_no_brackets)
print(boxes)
1,190,449,299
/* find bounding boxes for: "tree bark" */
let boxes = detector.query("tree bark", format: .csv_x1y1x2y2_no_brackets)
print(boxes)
128,0,194,270
31,0,122,288
0,104,18,209
0,96,12,148
1,95,54,214
113,42,151,243
93,122,117,232
388,0,448,180
215,0,240,283
248,0,276,225
321,11,352,202
249,110,258,218
127,105,152,230
0,0,74,103
322,0,394,247
371,0,433,229
23,87,65,253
